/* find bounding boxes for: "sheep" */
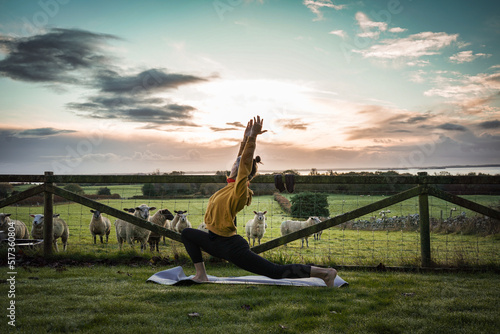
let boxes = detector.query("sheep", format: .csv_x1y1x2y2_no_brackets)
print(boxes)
245,211,267,246
171,210,192,233
0,213,29,240
30,214,69,251
115,204,156,252
313,217,325,241
114,208,134,250
198,222,208,232
169,210,184,231
89,210,111,244
280,216,321,248
147,209,174,252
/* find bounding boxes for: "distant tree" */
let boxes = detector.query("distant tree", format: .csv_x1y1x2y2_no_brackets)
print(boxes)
283,169,300,176
63,184,84,195
199,183,224,195
142,183,156,197
97,187,111,195
215,170,229,176
0,183,14,199
170,171,185,175
290,192,329,219
309,168,319,176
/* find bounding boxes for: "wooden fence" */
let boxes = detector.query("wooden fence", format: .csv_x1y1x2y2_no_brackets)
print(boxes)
1,171,499,267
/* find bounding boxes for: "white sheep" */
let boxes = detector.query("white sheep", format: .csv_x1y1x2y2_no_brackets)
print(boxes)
313,217,325,241
171,210,192,233
280,216,321,248
115,204,156,252
30,214,69,251
89,210,111,244
198,222,208,233
147,209,174,252
0,213,29,240
245,211,267,246
114,208,133,250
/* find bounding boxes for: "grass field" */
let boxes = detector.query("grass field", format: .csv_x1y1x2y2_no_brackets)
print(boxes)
0,263,499,334
3,184,500,267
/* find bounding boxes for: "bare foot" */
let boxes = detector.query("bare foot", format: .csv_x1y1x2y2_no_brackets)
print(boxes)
322,268,337,288
191,275,209,283
192,262,209,283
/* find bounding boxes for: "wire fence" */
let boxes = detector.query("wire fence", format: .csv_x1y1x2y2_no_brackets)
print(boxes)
1,173,499,269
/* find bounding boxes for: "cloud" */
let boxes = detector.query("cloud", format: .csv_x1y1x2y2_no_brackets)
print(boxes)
406,114,434,124
303,0,346,21
329,30,347,39
276,119,309,130
389,27,407,33
406,60,430,67
1,123,499,174
424,71,500,100
355,12,387,39
68,96,199,126
436,123,468,132
226,122,245,128
354,32,458,59
0,28,212,128
210,121,247,132
477,120,500,129
449,50,492,64
0,28,119,84
453,95,500,114
210,126,242,132
15,127,77,138
344,106,451,141
0,125,230,174
96,68,208,95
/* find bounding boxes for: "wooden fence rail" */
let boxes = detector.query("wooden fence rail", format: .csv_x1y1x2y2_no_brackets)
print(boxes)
1,172,499,267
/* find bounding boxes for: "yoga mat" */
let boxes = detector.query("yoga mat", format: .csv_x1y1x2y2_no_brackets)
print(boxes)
147,266,348,288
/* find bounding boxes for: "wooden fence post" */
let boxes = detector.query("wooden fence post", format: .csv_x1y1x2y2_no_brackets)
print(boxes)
419,184,431,267
43,171,54,256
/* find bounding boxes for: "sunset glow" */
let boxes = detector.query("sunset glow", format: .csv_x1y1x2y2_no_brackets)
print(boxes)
0,0,499,174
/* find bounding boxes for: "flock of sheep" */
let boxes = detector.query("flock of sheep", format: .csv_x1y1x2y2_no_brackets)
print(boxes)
0,206,325,252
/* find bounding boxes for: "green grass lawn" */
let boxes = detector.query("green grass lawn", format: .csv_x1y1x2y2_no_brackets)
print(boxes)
3,186,500,268
0,263,499,334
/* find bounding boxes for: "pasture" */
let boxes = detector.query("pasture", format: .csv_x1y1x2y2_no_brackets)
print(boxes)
2,184,499,333
3,184,499,267
0,264,499,333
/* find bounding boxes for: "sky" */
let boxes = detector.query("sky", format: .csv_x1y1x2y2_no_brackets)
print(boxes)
0,0,499,175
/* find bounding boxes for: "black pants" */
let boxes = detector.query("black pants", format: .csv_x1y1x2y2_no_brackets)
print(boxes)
181,228,311,279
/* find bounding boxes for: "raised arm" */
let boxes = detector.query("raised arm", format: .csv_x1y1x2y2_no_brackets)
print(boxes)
238,116,266,177
236,119,253,157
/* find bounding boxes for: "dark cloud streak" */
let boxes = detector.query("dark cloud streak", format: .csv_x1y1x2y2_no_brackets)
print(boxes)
0,28,119,84
436,123,468,131
15,127,76,138
226,122,245,128
477,120,500,129
68,97,198,125
276,119,308,130
0,28,212,128
97,69,207,95
210,126,241,132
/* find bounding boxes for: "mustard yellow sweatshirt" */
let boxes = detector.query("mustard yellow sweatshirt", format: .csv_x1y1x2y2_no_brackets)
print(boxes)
204,136,256,237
